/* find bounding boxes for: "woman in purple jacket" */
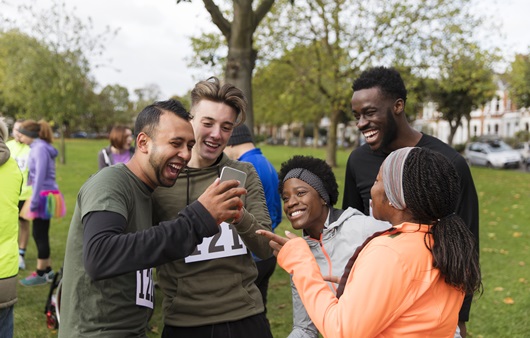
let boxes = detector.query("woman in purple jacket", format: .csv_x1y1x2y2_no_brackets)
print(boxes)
18,120,65,286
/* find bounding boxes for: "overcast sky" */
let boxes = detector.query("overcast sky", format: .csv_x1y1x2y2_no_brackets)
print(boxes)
2,0,530,100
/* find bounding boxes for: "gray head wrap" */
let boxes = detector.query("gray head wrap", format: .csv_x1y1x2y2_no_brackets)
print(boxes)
283,168,330,205
382,147,416,210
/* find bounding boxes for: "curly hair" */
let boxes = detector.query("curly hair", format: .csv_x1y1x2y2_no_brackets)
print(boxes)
278,155,339,206
352,66,407,103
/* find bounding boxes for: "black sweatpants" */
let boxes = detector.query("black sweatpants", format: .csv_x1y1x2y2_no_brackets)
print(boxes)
161,313,273,338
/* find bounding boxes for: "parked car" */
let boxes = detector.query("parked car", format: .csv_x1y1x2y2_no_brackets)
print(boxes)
464,140,521,169
514,141,530,161
71,131,88,138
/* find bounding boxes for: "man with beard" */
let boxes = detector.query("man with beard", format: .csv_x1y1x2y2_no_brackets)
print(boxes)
341,66,479,338
59,99,247,338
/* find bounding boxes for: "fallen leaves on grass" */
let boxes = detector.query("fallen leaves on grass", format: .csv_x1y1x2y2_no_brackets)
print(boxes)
503,297,515,305
512,232,523,238
481,248,509,254
494,286,504,291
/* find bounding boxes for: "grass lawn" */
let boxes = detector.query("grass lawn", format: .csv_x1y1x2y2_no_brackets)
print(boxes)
13,140,530,337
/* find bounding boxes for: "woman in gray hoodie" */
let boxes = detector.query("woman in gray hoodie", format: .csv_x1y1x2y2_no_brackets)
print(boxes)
278,155,390,338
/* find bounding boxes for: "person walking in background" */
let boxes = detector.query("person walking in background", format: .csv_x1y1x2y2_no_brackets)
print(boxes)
17,119,65,286
59,99,247,337
224,123,282,318
0,118,23,338
277,155,390,338
6,120,32,270
259,147,482,338
342,66,479,337
152,77,273,338
98,125,134,169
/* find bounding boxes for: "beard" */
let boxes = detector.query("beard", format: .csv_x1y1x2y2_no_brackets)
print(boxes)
148,145,177,188
375,108,398,154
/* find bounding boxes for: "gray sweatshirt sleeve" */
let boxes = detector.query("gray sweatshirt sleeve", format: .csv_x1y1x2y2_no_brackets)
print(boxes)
83,200,219,280
289,278,319,338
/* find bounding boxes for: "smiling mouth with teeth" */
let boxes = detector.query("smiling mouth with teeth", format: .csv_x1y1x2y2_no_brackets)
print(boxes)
290,210,304,217
363,130,378,140
204,141,219,148
169,164,182,173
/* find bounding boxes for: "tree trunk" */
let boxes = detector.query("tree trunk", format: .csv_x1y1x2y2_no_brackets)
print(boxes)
325,109,340,167
298,125,305,147
313,122,319,148
447,117,462,147
59,123,67,165
225,1,257,131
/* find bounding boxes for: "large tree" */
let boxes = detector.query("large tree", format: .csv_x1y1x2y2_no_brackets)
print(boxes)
254,0,488,166
508,51,530,109
84,84,133,133
178,0,279,132
253,41,347,147
429,44,497,146
0,0,115,163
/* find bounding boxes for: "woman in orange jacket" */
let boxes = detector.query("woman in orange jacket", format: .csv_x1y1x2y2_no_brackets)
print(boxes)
258,147,482,337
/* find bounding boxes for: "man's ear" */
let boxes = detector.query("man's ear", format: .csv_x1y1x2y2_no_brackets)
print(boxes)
393,98,405,115
135,132,150,153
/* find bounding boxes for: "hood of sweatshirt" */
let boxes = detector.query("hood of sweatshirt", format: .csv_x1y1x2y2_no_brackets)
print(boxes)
31,138,59,159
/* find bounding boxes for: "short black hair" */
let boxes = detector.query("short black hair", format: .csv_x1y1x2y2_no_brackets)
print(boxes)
278,155,339,206
134,99,191,138
353,66,407,103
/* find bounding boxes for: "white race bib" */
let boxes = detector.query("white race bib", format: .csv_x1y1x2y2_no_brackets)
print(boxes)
136,268,154,309
185,222,248,263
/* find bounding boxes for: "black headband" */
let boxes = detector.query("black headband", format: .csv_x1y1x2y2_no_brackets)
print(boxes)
18,127,39,138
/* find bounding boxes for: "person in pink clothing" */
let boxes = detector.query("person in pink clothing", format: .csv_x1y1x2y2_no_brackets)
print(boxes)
258,147,482,337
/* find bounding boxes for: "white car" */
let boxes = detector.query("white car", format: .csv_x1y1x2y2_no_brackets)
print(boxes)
464,140,521,169
514,141,530,161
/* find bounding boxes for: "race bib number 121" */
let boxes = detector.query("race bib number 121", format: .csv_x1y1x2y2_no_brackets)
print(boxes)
185,222,248,263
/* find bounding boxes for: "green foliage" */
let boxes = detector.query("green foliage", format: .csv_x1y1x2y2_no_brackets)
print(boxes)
252,0,492,165
428,44,497,145
0,0,121,136
453,143,466,154
253,42,345,127
13,140,530,337
0,28,93,125
508,52,530,109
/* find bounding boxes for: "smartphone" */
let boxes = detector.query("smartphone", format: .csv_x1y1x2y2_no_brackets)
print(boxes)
220,166,247,188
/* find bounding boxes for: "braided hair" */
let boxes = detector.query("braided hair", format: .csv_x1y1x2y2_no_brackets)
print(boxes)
403,148,482,295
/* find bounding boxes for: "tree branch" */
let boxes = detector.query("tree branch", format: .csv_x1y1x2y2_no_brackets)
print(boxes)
253,0,276,31
201,0,231,39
